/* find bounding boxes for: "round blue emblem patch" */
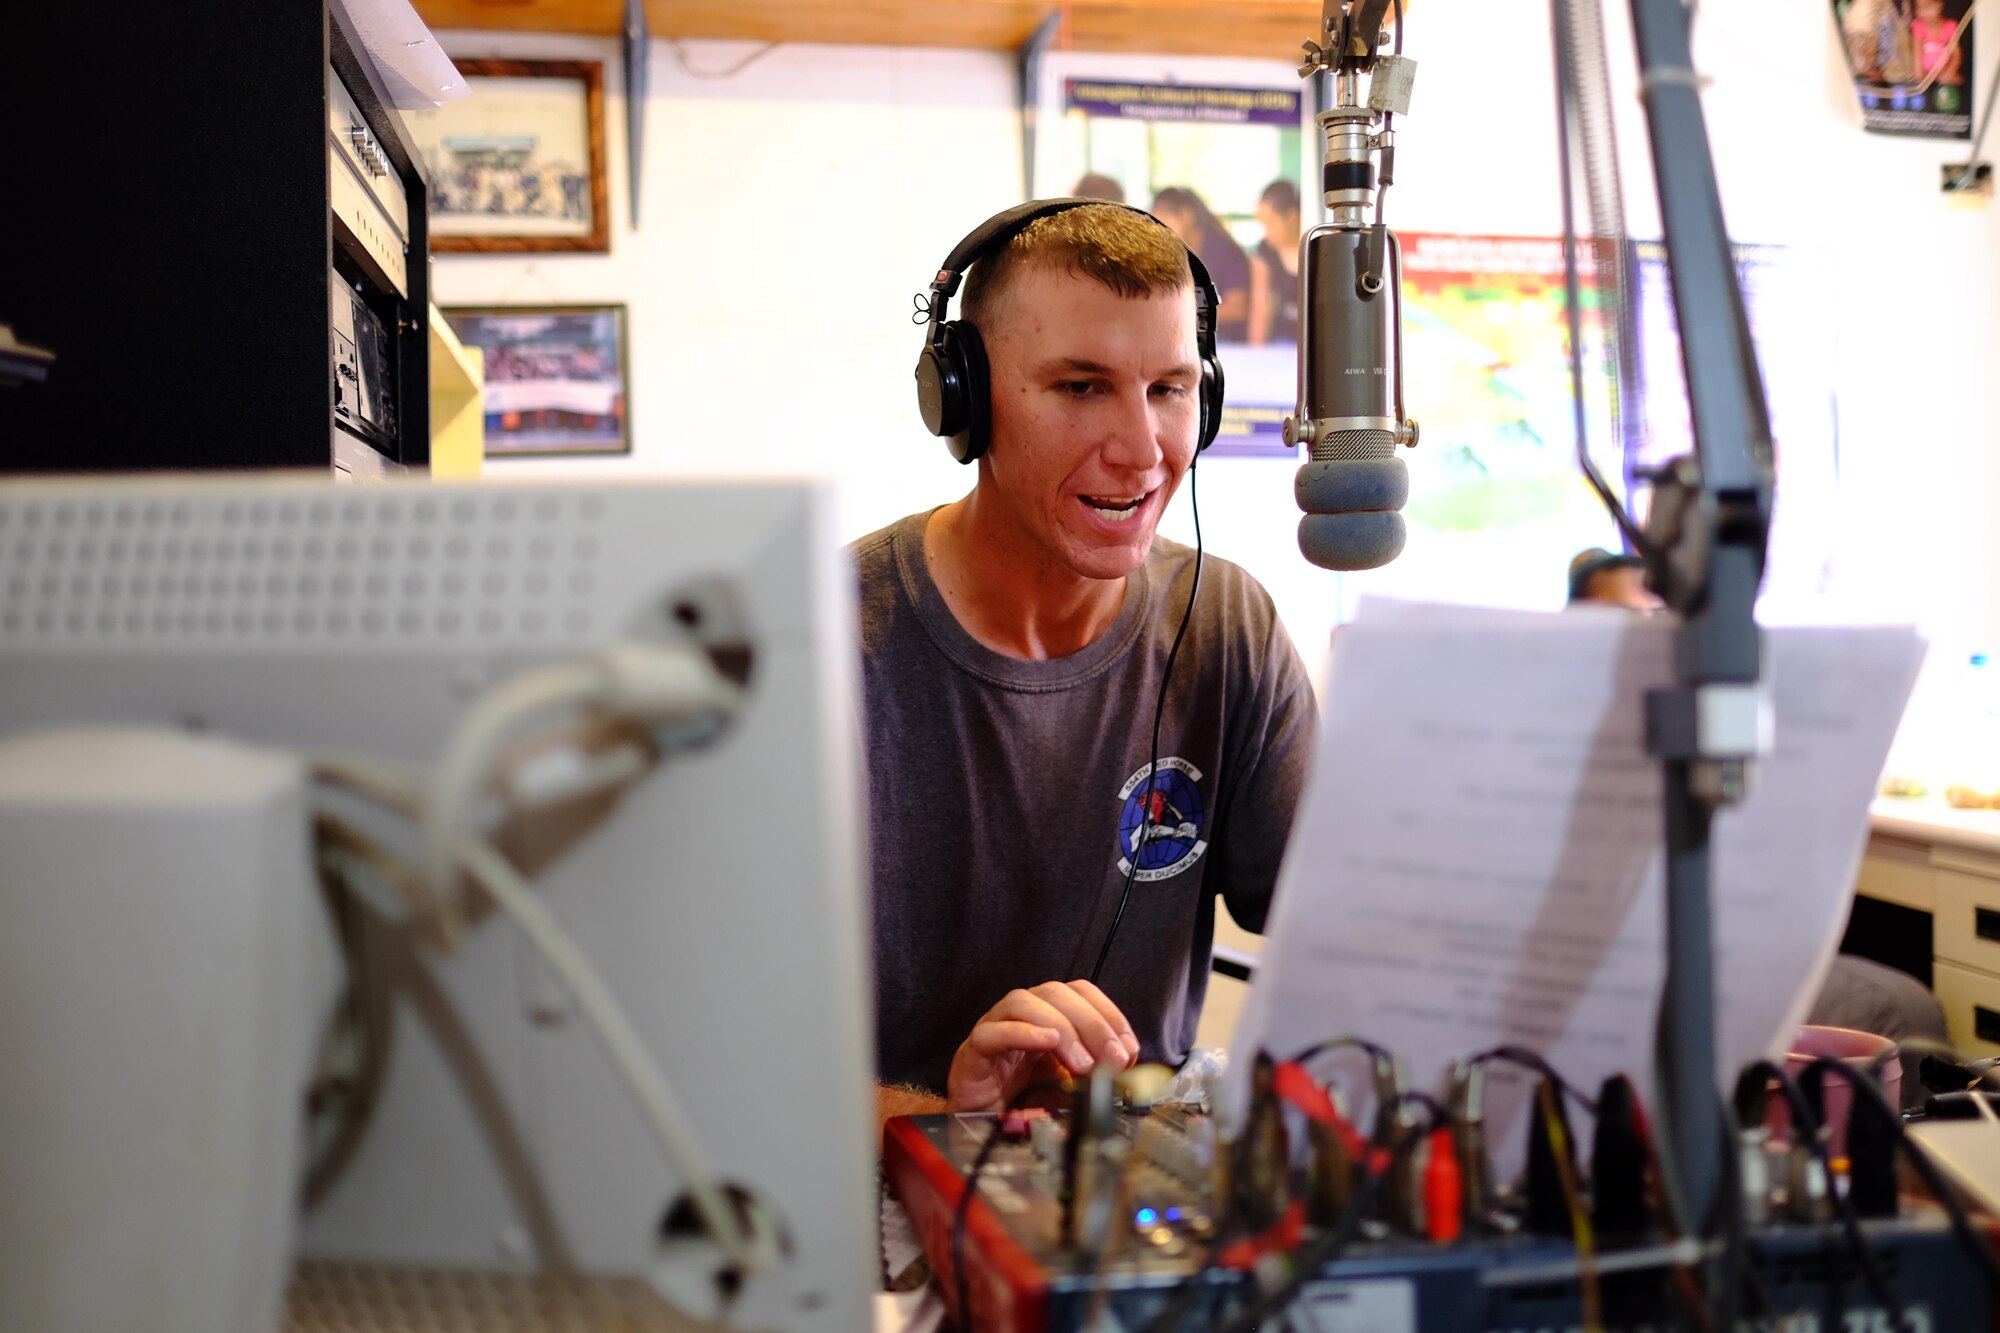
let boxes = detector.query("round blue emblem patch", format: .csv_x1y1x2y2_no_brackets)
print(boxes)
1114,757,1209,882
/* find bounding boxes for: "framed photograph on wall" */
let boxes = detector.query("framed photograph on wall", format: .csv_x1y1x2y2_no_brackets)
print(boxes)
1832,0,1974,138
441,305,630,457
408,59,610,252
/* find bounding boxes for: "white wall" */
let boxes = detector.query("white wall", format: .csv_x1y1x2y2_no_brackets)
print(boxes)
429,32,1020,539
434,5,2000,686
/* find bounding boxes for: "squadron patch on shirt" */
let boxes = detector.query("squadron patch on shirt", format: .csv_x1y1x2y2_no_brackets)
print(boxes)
1114,757,1209,882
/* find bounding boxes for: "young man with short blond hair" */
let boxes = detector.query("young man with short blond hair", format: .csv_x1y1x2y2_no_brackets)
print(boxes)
860,204,1316,1124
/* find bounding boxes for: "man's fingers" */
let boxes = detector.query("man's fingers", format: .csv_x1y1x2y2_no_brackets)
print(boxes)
980,990,1090,1070
1063,978,1141,1056
973,982,1141,1075
1048,981,1135,1067
1029,981,1130,1070
963,1020,1063,1058
976,984,1104,1072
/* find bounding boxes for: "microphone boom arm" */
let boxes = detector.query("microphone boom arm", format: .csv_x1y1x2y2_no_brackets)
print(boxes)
1566,0,1776,1267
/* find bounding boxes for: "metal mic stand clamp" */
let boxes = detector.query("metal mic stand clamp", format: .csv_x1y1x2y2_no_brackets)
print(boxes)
1297,0,1393,79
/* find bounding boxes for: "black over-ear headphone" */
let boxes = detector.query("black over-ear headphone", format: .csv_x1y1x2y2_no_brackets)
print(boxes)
913,198,1227,465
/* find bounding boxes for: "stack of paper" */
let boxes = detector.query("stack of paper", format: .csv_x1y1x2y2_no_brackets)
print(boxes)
1233,600,1925,1159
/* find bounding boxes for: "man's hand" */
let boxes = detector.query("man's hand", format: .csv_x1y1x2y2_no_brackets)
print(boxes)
946,979,1140,1113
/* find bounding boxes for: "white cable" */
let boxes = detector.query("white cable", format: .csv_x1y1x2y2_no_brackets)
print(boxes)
319,646,760,1277
311,795,773,1281
457,837,767,1274
423,646,744,939
500,740,652,813
313,751,425,817
423,661,609,939
317,822,420,925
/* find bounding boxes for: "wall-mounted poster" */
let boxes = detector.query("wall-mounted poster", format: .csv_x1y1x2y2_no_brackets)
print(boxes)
441,305,629,457
1367,233,1835,616
1393,234,1622,569
1047,76,1309,457
1834,0,1973,138
407,59,611,252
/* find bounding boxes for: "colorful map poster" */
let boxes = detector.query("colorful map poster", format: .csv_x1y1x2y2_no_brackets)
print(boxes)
1365,233,1835,615
1357,232,1627,610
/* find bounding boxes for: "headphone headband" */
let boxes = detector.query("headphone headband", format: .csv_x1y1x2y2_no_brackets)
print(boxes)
923,198,1220,350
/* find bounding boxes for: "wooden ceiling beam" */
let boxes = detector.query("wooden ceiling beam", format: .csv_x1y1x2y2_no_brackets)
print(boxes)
413,0,1326,61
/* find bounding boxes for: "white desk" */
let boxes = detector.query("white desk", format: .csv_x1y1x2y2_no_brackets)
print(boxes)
1860,798,2000,1058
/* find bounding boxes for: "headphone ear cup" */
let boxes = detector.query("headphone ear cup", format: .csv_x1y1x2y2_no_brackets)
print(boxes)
1196,354,1225,453
914,322,993,464
948,322,992,464
915,336,966,442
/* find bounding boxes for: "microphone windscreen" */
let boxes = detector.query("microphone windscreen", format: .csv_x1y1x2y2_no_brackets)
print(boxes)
1299,511,1406,570
1295,457,1409,515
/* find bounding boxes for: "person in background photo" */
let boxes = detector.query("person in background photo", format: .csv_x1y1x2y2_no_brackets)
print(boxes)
1248,179,1302,346
1912,0,1964,88
1567,546,1664,612
1070,173,1126,204
1841,0,1918,84
1150,187,1252,343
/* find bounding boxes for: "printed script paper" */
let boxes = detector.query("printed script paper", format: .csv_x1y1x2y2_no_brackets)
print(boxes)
1231,600,1924,1159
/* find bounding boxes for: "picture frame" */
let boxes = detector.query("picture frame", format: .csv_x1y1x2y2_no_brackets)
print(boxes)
409,59,610,253
441,305,631,457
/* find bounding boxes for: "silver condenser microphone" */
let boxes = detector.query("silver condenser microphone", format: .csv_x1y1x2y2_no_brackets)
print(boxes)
1288,2,1418,571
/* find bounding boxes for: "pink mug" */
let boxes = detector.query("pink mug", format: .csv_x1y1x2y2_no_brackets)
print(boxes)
1768,1025,1901,1158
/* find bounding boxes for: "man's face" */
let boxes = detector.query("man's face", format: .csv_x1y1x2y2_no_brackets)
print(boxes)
979,264,1201,582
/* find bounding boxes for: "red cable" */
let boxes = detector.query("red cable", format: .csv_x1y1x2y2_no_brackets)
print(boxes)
1423,1126,1463,1242
1272,1059,1384,1168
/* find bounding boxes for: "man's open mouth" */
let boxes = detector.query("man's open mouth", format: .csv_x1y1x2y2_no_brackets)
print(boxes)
1081,494,1147,523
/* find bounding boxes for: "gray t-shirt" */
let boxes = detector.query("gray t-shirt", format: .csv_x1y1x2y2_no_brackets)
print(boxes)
856,509,1317,1094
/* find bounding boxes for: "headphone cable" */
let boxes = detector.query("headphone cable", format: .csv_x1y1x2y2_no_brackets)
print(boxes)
1089,452,1204,988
